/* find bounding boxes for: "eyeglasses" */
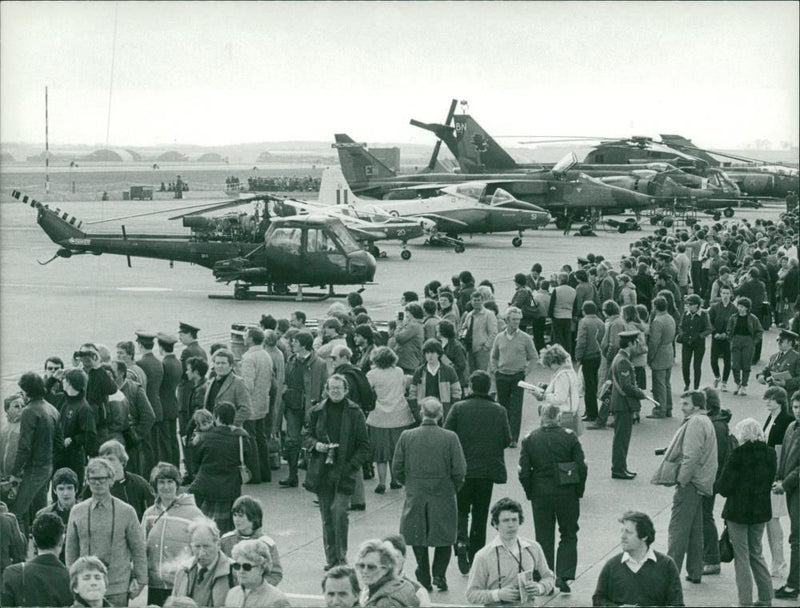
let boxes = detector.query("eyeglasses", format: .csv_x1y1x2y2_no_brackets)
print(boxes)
87,476,110,484
231,562,256,572
355,562,384,572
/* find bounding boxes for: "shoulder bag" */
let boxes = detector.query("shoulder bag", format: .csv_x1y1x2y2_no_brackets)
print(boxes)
557,370,584,437
542,430,580,486
719,523,734,563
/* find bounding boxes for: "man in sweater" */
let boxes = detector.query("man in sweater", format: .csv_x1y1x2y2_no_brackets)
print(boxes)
489,306,537,446
548,272,577,355
592,511,684,606
461,291,498,373
444,371,511,573
65,457,148,606
665,390,718,584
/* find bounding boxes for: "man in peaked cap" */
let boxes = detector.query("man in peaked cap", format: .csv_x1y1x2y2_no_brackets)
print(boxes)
609,331,657,480
757,329,800,394
157,333,182,468
177,322,207,484
135,330,164,464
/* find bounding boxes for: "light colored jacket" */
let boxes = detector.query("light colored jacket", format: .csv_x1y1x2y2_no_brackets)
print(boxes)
575,314,605,362
142,493,204,589
240,346,273,420
543,365,581,414
549,284,577,319
667,412,719,496
648,312,676,370
461,309,498,353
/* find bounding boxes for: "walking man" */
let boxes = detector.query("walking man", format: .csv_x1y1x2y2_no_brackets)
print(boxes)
709,286,737,391
393,397,466,592
444,371,511,573
303,374,370,570
489,306,537,447
662,390,718,584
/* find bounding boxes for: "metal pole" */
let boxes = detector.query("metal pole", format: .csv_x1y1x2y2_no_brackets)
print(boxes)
45,86,50,195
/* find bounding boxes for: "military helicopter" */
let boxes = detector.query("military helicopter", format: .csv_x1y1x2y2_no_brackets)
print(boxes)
12,189,376,301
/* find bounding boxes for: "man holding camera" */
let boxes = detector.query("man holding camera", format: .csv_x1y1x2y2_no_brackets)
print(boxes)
757,330,800,393
302,374,370,571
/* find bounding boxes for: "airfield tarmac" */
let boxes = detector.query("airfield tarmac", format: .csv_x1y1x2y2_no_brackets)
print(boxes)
0,193,795,606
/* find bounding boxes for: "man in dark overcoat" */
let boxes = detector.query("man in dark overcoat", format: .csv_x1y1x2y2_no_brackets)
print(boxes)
302,374,370,570
393,396,466,592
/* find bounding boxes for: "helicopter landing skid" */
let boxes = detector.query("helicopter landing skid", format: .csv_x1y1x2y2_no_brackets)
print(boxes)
209,282,364,302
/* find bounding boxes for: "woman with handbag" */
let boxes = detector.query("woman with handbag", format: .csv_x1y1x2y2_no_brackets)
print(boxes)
190,402,253,534
528,344,583,436
717,418,777,607
519,403,587,594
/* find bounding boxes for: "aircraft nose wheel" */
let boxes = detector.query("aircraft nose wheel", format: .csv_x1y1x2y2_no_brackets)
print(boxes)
400,249,411,260
512,236,523,247
454,243,466,254
723,207,734,218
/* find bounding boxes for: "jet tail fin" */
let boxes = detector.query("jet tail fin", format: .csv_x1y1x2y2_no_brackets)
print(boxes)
318,166,363,206
333,134,396,191
451,114,519,173
12,189,87,243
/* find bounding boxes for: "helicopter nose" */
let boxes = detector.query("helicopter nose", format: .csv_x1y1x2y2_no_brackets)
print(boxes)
348,250,377,282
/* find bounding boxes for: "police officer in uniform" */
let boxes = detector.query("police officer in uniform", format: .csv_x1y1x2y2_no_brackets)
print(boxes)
135,330,163,469
610,331,658,480
177,322,207,484
757,329,800,394
157,332,182,468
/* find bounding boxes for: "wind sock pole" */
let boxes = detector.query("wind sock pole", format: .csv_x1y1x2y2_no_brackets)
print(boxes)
45,86,50,195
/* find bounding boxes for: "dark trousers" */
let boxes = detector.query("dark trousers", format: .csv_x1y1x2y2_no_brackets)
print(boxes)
495,371,525,443
681,341,705,389
709,338,731,382
163,419,180,468
531,492,580,580
413,546,451,584
612,410,633,475
787,489,799,589
152,421,163,463
581,357,601,419
456,478,494,560
11,465,51,538
284,407,304,480
634,366,646,390
691,261,703,297
243,418,271,483
147,587,171,606
702,493,720,565
138,435,155,479
318,487,350,567
552,319,573,356
530,318,547,353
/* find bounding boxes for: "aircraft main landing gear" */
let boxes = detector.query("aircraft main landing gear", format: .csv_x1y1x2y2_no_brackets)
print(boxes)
233,283,251,300
401,249,412,260
512,235,523,247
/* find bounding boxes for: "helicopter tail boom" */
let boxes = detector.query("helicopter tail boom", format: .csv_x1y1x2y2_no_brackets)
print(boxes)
12,189,87,243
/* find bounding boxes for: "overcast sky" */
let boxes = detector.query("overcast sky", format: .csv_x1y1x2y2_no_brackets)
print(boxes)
1,1,797,150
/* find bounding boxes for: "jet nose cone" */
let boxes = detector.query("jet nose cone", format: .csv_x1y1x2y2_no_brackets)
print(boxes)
349,250,377,282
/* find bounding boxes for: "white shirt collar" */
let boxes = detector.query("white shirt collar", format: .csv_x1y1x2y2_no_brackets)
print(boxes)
426,362,441,376
488,534,536,551
621,547,657,565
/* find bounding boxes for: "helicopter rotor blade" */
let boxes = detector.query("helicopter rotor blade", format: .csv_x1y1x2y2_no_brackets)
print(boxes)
84,200,238,225
169,194,279,220
426,98,458,171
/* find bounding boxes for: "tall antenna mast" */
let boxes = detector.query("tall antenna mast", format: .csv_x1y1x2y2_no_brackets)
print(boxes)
45,86,50,195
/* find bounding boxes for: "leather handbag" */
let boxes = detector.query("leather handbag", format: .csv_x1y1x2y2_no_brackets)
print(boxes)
719,524,734,563
238,436,252,484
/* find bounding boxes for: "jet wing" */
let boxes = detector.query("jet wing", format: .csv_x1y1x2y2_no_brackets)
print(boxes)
416,213,470,232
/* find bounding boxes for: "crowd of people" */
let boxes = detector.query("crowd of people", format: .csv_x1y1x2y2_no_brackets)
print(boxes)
0,210,798,607
247,176,321,193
